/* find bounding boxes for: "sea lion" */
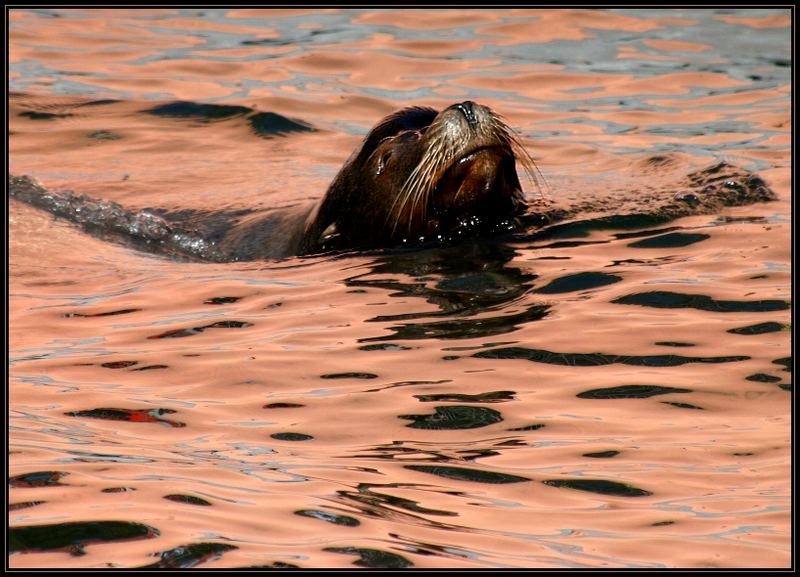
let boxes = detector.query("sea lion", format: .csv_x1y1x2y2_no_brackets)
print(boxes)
9,101,776,261
300,101,535,252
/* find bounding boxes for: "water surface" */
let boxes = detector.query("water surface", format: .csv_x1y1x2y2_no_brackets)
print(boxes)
9,8,791,569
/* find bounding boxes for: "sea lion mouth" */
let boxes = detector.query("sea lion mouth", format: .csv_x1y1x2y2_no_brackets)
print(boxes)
416,144,524,240
436,145,519,203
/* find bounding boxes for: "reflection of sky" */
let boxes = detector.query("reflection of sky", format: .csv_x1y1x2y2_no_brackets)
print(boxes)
10,8,791,97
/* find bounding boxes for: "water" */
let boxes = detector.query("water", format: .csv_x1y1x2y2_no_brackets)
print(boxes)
8,8,791,569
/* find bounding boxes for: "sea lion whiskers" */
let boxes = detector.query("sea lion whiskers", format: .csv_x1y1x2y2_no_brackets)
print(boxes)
389,123,456,236
491,112,550,201
511,138,550,201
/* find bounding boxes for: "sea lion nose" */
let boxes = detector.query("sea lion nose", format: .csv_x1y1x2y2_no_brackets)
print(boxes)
454,101,478,125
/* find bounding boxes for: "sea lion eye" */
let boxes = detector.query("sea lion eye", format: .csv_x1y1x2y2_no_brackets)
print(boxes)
376,150,392,175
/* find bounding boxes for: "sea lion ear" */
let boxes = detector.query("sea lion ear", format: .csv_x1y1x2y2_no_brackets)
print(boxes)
358,107,438,159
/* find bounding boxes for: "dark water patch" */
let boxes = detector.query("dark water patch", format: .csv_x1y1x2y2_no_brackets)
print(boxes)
474,347,748,367
19,110,73,120
778,383,791,391
324,547,413,569
242,38,284,46
337,484,457,517
652,520,675,526
249,111,315,137
655,341,695,347
772,357,791,372
164,494,211,507
149,327,211,339
607,258,660,266
88,130,121,141
733,452,755,456
535,272,621,294
146,100,251,120
644,154,678,167
321,372,378,379
387,536,475,561
139,543,237,569
207,320,251,328
508,423,546,431
271,432,314,441
577,385,692,399
100,360,138,369
76,99,120,107
243,562,301,569
65,407,185,428
101,487,136,493
9,471,69,488
612,291,790,312
263,402,305,409
405,465,530,484
399,405,503,429
361,303,550,342
204,296,242,305
459,448,502,461
64,308,140,317
627,232,710,248
524,213,673,241
543,479,652,497
359,343,414,351
9,521,158,554
414,390,515,403
495,439,526,447
148,320,251,339
131,364,169,371
295,509,360,527
9,501,45,511
662,401,705,410
728,321,788,335
584,451,620,458
365,379,452,393
746,373,782,383
441,341,517,352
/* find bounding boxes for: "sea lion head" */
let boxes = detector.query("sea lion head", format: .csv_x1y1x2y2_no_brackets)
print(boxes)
302,101,540,253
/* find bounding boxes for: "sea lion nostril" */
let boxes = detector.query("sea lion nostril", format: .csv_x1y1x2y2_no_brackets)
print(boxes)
456,101,478,125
